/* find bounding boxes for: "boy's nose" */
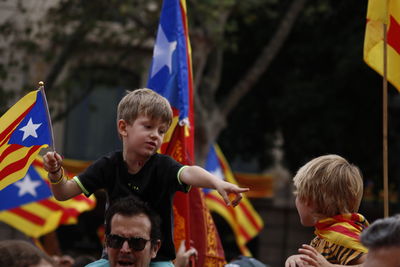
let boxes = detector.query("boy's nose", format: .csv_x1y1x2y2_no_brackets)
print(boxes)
150,130,160,139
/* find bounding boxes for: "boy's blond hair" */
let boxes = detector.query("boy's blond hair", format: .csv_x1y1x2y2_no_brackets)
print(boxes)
293,154,363,217
117,88,173,126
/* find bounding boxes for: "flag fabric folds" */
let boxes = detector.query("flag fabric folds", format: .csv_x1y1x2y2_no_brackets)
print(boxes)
205,144,264,256
364,0,400,91
147,0,226,265
147,0,194,161
0,90,52,190
0,158,96,238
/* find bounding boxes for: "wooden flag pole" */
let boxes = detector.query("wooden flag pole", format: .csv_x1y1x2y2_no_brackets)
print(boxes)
382,23,389,218
38,81,56,152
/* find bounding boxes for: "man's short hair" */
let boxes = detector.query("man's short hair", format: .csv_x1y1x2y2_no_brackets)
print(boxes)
105,196,161,246
117,88,173,126
361,214,400,249
293,154,363,217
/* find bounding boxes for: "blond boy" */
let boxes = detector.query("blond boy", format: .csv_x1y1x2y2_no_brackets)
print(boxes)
43,88,248,266
285,154,368,267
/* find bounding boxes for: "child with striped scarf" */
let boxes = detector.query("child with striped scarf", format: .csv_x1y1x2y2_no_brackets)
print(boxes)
285,154,368,267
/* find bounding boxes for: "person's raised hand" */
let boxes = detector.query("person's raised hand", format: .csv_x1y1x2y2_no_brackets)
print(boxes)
298,244,333,267
174,240,198,267
43,151,63,173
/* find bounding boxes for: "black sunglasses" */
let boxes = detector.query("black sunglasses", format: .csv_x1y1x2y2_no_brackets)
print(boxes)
106,234,151,251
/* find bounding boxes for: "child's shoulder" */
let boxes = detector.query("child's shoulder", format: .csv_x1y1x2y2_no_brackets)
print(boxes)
91,151,123,167
148,153,175,162
144,153,181,170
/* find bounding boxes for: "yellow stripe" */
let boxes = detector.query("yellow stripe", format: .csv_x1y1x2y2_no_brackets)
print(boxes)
391,0,400,21
0,207,63,238
0,90,38,133
162,116,179,144
367,0,388,22
0,143,10,156
206,196,251,255
0,145,47,190
0,145,45,168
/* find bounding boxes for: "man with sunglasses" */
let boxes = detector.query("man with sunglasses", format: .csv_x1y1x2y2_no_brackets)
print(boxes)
87,196,161,267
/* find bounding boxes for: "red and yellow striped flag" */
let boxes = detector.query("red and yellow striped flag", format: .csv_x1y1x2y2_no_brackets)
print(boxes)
364,0,400,91
0,158,96,238
204,144,264,256
0,90,53,190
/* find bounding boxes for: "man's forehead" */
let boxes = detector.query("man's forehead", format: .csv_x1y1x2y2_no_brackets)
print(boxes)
111,213,152,232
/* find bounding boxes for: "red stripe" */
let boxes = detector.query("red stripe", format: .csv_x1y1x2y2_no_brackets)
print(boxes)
8,207,46,226
38,199,82,225
388,15,400,54
40,197,94,210
0,102,35,145
0,145,41,180
206,193,236,218
206,194,253,240
38,199,63,211
59,212,69,224
32,159,44,168
238,223,251,241
328,225,360,240
72,194,95,205
0,143,24,162
237,202,263,230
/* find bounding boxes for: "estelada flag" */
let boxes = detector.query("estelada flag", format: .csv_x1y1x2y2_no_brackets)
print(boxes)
147,0,226,265
0,157,96,238
364,0,400,91
0,90,52,190
205,144,264,256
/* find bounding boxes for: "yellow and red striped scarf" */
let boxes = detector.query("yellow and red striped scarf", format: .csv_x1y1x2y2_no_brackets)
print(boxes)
314,213,369,253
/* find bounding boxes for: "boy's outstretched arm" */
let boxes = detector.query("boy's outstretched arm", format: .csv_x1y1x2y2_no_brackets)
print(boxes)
43,152,82,201
179,166,249,207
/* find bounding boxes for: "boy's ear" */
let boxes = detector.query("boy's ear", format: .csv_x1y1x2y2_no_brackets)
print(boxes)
118,119,128,137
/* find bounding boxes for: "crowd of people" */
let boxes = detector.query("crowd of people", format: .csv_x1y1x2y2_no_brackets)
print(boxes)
2,88,399,267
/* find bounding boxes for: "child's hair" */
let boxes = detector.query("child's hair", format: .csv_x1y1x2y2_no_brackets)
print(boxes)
117,88,173,126
0,240,56,267
293,154,363,217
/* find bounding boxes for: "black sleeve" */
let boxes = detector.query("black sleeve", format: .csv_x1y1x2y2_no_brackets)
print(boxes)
75,156,113,197
157,154,190,193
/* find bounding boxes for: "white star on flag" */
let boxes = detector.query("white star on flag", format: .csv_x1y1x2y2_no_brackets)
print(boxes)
19,118,42,141
14,174,41,197
150,25,177,78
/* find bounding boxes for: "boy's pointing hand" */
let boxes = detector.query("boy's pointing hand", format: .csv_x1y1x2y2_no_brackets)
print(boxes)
216,181,249,207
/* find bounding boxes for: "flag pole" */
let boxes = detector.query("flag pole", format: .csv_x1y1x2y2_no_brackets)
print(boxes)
38,81,56,152
382,23,389,218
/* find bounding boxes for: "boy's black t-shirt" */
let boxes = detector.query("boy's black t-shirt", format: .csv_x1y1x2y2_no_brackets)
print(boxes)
75,151,189,261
